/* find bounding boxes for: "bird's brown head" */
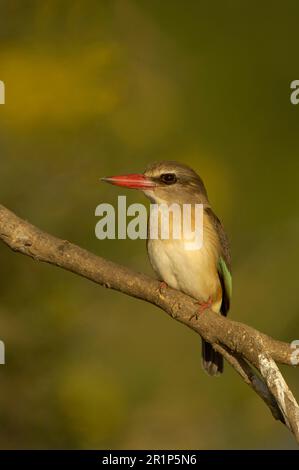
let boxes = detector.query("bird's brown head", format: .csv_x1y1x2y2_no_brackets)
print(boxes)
102,161,209,204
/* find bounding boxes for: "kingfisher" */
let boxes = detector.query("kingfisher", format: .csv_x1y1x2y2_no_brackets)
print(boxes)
102,161,232,376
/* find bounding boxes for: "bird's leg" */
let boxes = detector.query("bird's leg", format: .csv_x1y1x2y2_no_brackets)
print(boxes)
189,296,213,321
158,281,168,294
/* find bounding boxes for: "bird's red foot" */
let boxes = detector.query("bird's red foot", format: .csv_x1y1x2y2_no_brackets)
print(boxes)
196,296,213,314
189,296,213,321
158,281,168,294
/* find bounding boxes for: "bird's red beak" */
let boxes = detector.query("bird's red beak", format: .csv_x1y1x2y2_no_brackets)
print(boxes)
101,173,156,190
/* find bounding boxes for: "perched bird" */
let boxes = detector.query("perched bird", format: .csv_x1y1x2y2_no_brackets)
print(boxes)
102,161,232,376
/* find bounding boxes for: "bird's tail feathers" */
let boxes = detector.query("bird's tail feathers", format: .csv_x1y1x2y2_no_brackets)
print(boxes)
201,339,223,376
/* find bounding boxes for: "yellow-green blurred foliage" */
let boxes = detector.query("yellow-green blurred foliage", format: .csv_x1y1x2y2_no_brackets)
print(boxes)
0,0,299,449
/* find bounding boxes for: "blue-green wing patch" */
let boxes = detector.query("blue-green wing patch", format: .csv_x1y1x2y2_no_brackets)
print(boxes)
218,256,232,315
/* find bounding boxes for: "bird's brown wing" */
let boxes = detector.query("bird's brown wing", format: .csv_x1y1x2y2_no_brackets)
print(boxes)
204,207,232,315
205,207,231,271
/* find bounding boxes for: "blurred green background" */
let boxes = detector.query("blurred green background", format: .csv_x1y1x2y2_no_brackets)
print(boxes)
0,0,299,449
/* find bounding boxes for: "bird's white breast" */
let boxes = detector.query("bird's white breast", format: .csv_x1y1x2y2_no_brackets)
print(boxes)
147,213,222,310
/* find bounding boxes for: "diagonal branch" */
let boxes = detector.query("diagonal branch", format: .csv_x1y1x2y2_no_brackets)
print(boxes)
0,203,298,444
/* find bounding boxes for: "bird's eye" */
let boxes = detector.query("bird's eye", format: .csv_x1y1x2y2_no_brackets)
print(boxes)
160,173,177,185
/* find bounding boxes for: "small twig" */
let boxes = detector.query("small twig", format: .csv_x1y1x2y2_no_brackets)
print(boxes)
214,344,285,423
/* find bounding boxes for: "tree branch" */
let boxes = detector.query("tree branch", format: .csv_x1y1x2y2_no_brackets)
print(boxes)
0,203,298,444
